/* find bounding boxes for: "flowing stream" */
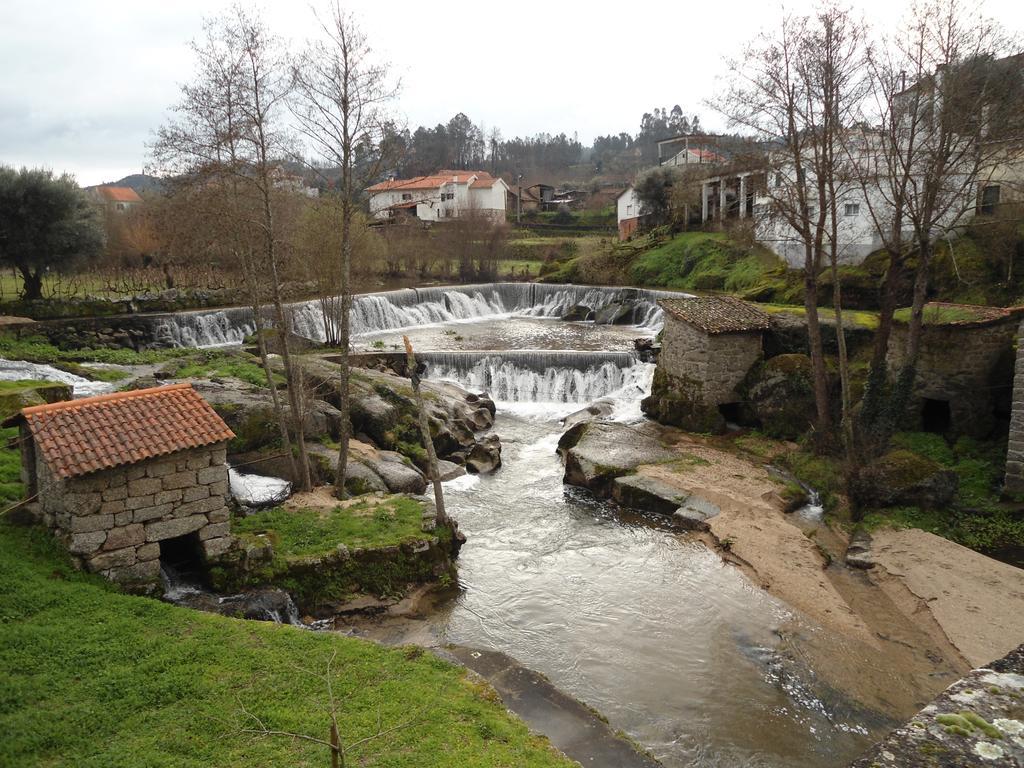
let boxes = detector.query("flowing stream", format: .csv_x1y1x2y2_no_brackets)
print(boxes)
344,348,884,767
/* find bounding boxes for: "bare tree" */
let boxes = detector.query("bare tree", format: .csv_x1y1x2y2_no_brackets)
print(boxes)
154,5,313,490
291,3,398,497
853,0,1018,449
714,3,868,445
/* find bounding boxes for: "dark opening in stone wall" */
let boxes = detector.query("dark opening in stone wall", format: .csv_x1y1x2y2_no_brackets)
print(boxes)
921,398,951,434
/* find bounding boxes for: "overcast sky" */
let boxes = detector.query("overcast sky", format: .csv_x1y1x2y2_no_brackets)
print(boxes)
2,0,1022,186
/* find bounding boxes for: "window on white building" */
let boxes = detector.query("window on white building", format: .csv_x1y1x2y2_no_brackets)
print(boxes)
844,203,860,216
978,185,1000,215
626,204,634,215
401,193,412,201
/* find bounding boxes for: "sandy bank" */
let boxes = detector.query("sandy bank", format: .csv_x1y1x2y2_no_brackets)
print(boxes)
634,432,876,644
868,528,1024,667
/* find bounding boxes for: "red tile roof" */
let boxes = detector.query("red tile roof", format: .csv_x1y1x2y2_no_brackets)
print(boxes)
659,296,771,334
94,186,143,203
11,383,234,479
367,170,494,192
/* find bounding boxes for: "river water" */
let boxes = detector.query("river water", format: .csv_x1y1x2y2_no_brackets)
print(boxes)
403,400,880,768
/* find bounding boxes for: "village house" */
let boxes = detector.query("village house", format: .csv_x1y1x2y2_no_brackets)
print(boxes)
642,296,771,431
88,185,143,213
887,303,1021,440
4,383,235,590
366,170,510,223
616,186,644,239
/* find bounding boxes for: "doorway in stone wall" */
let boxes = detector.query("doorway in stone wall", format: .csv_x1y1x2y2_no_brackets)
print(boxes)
718,402,742,426
921,398,952,434
159,531,206,588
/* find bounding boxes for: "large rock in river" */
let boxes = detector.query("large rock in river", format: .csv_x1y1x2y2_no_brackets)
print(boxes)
593,300,636,325
558,421,675,496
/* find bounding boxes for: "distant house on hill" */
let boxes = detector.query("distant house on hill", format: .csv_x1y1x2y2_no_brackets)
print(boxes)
366,170,510,223
616,186,644,239
89,185,143,213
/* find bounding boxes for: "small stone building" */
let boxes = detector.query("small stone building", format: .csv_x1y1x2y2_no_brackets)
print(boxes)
886,303,1020,439
642,296,770,431
4,383,235,589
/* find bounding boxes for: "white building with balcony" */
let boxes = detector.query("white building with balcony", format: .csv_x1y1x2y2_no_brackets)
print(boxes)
367,171,510,223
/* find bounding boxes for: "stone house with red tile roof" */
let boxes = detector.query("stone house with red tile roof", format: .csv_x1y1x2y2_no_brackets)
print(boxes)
3,383,235,590
642,296,770,432
367,170,510,223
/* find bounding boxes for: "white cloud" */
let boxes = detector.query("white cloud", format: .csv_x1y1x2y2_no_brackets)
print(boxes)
2,0,1021,185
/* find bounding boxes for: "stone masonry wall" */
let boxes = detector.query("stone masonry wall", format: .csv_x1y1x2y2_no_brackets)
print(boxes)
658,317,710,390
36,443,232,588
1004,320,1024,494
886,320,1017,437
658,316,763,406
705,333,763,405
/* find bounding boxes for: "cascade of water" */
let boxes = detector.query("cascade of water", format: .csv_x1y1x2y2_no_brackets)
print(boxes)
421,351,653,404
146,283,690,349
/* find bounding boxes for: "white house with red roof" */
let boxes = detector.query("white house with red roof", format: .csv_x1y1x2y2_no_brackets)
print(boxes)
88,185,144,213
366,170,510,223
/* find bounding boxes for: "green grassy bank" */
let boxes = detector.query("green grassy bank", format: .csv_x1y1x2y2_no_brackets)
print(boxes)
0,520,572,767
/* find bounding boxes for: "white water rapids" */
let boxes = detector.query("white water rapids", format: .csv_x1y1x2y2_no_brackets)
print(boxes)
150,283,685,348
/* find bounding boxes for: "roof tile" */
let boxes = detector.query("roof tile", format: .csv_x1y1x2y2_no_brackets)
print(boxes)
12,383,234,480
659,296,771,334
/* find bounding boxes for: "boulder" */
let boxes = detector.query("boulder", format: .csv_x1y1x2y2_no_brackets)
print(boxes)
558,421,675,496
738,354,816,440
562,400,615,430
466,434,502,474
436,460,466,482
344,460,389,495
0,380,72,421
849,450,958,510
561,304,595,322
673,499,720,532
368,451,428,494
593,300,637,325
611,474,690,516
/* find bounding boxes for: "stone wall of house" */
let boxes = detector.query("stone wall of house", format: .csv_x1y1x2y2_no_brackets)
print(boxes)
658,316,710,386
36,443,232,588
1004,320,1024,494
643,316,764,432
886,320,1017,437
705,333,764,404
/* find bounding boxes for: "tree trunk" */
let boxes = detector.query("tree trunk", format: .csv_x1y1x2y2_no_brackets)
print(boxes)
889,239,932,423
803,268,833,442
333,183,354,498
20,268,42,301
403,336,448,526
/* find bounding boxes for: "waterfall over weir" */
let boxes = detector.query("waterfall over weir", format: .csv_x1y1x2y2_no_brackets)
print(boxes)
420,350,654,405
150,283,689,348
